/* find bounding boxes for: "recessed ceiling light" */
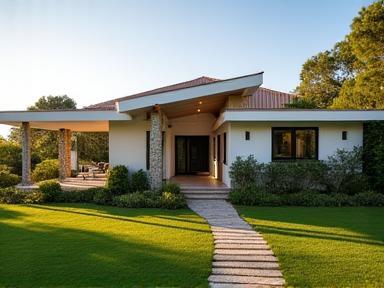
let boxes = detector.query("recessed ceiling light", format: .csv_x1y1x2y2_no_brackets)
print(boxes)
199,101,202,105
197,109,201,112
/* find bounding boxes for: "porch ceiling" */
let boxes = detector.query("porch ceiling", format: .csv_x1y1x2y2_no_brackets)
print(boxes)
158,91,241,119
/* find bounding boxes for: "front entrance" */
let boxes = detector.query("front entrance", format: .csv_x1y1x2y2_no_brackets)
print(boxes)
175,136,209,175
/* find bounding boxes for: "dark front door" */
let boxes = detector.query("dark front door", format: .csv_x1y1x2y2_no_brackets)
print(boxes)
175,136,209,174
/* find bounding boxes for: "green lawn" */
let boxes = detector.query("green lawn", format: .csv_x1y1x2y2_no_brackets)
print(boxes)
0,204,213,287
237,206,384,288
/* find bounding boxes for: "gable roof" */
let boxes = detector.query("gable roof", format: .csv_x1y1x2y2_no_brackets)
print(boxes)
85,76,220,111
85,75,294,111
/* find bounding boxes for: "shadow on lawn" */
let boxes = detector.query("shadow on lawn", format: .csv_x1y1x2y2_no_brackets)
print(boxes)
238,207,384,246
32,204,210,234
0,205,211,287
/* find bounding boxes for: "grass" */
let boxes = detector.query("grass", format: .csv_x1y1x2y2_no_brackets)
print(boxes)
0,204,213,287
237,206,384,287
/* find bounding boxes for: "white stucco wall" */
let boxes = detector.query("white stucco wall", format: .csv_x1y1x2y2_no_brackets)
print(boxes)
229,121,363,163
109,120,150,171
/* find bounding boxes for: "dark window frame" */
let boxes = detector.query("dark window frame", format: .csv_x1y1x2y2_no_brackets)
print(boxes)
223,132,227,165
271,127,319,161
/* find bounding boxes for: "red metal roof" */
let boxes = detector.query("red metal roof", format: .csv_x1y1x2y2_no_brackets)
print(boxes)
85,76,294,111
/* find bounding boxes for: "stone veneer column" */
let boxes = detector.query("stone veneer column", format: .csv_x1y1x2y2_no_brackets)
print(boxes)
21,122,31,185
58,129,71,180
65,130,72,177
149,106,163,189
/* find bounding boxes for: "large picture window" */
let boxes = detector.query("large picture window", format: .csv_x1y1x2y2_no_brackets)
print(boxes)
272,127,318,160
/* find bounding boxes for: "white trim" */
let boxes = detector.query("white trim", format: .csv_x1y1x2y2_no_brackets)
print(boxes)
117,73,263,112
0,110,132,122
213,110,384,130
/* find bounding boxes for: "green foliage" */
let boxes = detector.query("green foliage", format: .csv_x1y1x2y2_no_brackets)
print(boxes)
59,188,99,203
297,50,344,108
363,121,384,192
229,155,264,191
38,180,62,202
76,132,109,163
160,192,187,209
284,97,318,109
112,191,161,208
92,187,112,204
230,184,280,206
228,148,380,206
161,181,181,195
0,171,20,188
32,159,59,182
28,95,77,111
130,169,150,192
266,161,327,195
325,146,368,195
0,187,25,204
297,1,384,109
0,142,40,175
106,165,130,195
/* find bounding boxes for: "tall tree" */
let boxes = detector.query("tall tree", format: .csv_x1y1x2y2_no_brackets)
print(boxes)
8,95,109,163
296,0,384,109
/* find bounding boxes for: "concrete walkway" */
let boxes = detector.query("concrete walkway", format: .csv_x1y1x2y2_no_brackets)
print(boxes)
188,200,285,288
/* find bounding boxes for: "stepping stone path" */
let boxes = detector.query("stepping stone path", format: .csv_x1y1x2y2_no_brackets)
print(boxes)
188,200,285,288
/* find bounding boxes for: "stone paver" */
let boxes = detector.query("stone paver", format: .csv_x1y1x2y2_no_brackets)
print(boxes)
188,199,285,288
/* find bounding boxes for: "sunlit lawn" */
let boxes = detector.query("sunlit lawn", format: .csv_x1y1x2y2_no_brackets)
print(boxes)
237,207,384,287
0,204,213,287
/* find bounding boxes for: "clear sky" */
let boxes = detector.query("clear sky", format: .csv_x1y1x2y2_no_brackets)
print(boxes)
0,0,374,137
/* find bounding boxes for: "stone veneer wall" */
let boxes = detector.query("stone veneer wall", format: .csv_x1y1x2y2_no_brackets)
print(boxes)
21,122,31,185
58,129,71,180
149,110,163,189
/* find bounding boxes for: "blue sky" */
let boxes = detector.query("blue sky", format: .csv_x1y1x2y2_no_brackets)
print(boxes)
0,0,374,137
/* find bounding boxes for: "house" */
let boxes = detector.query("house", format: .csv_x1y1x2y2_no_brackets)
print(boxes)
0,72,383,188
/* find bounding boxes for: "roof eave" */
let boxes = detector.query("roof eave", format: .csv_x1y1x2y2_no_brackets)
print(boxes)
116,72,264,113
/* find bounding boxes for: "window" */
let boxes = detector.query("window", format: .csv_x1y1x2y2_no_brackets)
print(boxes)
342,131,348,140
272,127,318,160
217,134,221,162
223,133,227,164
245,131,250,140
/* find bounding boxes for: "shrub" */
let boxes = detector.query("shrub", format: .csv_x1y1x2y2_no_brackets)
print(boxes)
32,159,59,182
352,191,384,206
229,184,281,206
59,188,99,203
0,171,20,188
229,155,264,191
160,192,186,209
106,165,129,196
23,191,44,204
130,169,149,192
112,191,161,208
38,180,62,202
92,187,112,204
0,164,10,172
0,187,25,204
265,161,327,194
325,147,368,195
162,181,181,195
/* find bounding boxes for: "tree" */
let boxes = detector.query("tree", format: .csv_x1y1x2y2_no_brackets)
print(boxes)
8,95,109,164
285,97,318,109
28,95,77,111
297,0,384,109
